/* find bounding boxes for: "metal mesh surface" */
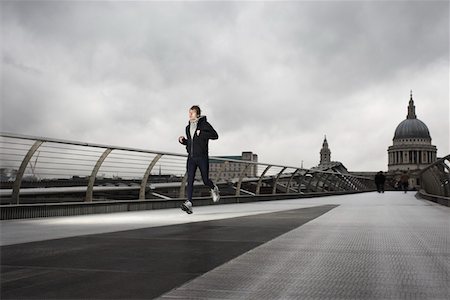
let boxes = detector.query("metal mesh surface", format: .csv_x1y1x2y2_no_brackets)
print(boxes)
159,193,450,299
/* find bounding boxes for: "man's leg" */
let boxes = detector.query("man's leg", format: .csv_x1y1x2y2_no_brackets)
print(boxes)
378,184,383,193
182,157,197,214
186,157,198,201
198,156,220,202
198,156,214,189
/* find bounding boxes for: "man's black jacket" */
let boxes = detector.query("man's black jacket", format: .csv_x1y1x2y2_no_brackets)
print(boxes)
180,116,218,158
374,173,386,184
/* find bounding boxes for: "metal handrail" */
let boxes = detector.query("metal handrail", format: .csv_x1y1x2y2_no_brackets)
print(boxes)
0,132,370,178
418,154,450,201
1,132,375,204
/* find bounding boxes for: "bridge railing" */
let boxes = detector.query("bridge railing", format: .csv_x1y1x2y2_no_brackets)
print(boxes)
1,132,374,205
418,154,450,206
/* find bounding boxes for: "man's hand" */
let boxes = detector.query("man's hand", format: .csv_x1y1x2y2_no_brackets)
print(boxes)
178,136,186,144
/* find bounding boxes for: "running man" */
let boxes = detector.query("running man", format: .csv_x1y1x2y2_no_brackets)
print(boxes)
178,105,220,214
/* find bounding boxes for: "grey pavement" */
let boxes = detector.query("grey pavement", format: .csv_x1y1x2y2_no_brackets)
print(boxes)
159,192,450,299
1,192,449,299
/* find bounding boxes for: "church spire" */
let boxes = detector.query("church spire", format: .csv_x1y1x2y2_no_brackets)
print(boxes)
407,90,417,119
320,135,331,165
322,135,328,147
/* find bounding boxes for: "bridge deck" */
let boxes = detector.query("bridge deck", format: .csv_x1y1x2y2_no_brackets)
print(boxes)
1,192,449,299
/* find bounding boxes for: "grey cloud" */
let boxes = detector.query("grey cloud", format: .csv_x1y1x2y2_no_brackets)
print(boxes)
1,0,448,171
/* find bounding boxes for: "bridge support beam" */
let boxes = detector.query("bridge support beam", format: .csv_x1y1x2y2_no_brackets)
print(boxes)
256,165,272,195
314,172,327,192
305,172,316,192
139,154,163,200
298,170,311,194
272,167,287,194
12,140,44,205
236,163,252,196
286,169,300,193
86,148,112,202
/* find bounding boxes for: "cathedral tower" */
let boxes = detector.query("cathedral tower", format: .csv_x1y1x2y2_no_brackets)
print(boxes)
320,136,331,165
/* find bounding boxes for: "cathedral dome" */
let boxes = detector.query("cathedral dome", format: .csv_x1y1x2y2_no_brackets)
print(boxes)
393,92,431,140
387,91,437,173
394,118,431,140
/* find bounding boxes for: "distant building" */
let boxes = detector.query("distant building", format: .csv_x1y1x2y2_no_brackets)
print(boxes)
0,168,17,181
209,151,258,181
388,92,437,171
320,135,331,165
387,92,437,187
314,136,348,173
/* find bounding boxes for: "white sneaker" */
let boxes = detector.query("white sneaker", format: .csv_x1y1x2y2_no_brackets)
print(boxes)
211,185,220,203
181,200,193,214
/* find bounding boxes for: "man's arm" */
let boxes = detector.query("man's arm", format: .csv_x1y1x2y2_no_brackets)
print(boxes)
201,122,218,140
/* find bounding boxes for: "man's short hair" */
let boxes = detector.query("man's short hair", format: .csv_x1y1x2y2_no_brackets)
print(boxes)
190,105,201,116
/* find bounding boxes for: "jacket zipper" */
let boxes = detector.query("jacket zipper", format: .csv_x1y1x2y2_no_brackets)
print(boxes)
190,131,194,157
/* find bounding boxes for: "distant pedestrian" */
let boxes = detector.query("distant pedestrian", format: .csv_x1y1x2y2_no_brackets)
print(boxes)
374,171,386,193
393,179,399,190
400,171,409,193
178,105,220,214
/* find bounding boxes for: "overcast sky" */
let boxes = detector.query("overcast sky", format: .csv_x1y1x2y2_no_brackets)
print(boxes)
1,0,449,171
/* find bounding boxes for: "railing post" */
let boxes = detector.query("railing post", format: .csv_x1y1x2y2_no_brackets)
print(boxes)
272,167,287,194
285,169,300,193
12,140,44,204
441,161,450,196
314,172,326,191
298,170,311,194
334,174,345,191
305,171,317,192
139,154,163,200
328,174,338,191
256,165,272,195
236,163,252,196
86,148,112,202
328,174,335,191
321,173,332,191
431,166,445,196
316,173,326,191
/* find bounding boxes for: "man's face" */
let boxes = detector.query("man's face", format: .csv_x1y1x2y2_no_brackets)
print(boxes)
189,109,198,121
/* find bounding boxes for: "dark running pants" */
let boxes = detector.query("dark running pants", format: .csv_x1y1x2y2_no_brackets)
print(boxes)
376,183,384,193
186,156,215,202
